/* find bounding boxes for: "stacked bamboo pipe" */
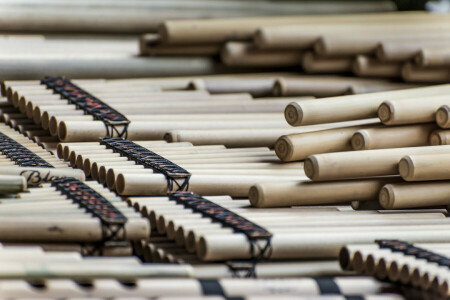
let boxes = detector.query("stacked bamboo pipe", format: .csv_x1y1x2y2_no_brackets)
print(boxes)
250,84,450,209
141,12,450,83
339,240,450,298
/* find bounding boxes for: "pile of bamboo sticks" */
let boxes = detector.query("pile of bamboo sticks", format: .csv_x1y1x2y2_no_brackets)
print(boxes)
142,12,450,83
340,240,450,298
249,83,450,209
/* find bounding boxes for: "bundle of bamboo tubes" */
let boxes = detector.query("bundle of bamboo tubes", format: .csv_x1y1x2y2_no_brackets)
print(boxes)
340,240,450,298
139,12,450,84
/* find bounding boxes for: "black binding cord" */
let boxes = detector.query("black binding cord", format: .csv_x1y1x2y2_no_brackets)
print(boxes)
100,137,191,192
0,132,53,168
41,76,130,139
51,177,127,255
169,191,273,278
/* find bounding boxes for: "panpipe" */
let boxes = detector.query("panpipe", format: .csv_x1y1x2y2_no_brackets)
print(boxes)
340,240,450,298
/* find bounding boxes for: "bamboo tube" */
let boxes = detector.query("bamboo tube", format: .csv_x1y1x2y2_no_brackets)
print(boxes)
399,153,450,181
221,42,303,67
254,19,450,49
197,228,450,261
304,145,450,181
58,119,293,142
378,95,450,126
249,178,400,208
273,77,351,97
48,113,283,136
353,55,401,78
275,123,378,162
167,119,380,148
0,167,85,186
402,63,450,83
285,84,450,126
429,130,450,145
0,57,228,80
301,52,353,74
116,173,302,197
140,34,221,56
316,33,450,57
379,182,450,209
160,12,441,44
436,105,450,129
378,40,450,62
351,124,436,150
416,47,450,67
0,175,26,194
188,78,278,98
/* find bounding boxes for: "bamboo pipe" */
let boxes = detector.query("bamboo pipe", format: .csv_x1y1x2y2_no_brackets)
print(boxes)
249,178,400,208
254,20,450,49
197,228,450,261
47,113,284,135
436,105,450,129
116,173,303,197
160,12,443,44
416,47,450,67
285,84,450,126
301,52,353,74
379,182,450,209
141,41,221,57
304,145,450,181
402,63,450,83
351,124,436,150
378,95,450,126
167,119,381,148
0,175,26,194
0,167,85,186
221,42,303,67
58,119,293,142
273,77,353,97
315,33,450,57
429,130,450,145
0,57,229,80
275,123,379,162
399,153,450,181
353,55,401,79
378,40,450,62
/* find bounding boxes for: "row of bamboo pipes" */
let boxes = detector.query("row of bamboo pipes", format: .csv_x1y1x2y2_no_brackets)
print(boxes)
340,242,450,297
142,12,450,83
125,195,450,261
2,76,421,147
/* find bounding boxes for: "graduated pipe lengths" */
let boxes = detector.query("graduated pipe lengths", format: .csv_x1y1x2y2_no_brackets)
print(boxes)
303,145,450,181
285,84,450,126
399,153,450,181
350,124,436,151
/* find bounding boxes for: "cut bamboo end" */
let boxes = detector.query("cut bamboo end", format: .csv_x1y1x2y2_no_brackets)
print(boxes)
248,184,262,207
436,105,450,128
303,156,319,180
351,130,370,150
379,185,395,209
377,102,394,124
274,136,293,162
284,102,302,126
429,130,442,145
398,156,414,181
